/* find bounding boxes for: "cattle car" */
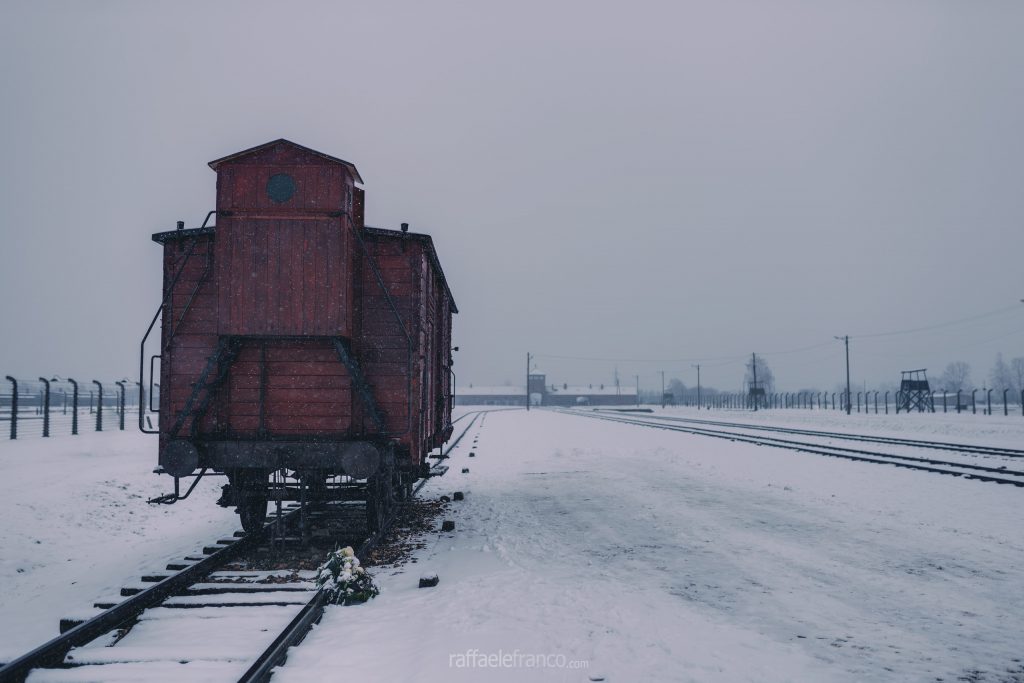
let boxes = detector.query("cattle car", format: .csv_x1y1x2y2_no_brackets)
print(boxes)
140,139,456,533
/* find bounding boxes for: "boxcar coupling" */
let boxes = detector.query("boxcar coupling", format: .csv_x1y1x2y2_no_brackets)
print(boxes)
140,139,457,533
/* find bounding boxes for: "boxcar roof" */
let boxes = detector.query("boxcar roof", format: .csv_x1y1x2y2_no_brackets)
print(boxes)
207,139,364,184
364,226,458,314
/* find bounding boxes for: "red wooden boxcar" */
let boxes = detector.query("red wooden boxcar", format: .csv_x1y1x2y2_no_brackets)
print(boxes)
141,139,456,532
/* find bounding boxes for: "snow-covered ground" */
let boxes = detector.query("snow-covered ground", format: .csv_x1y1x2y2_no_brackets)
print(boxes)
568,407,1024,474
642,405,1024,450
277,409,1024,683
3,409,1023,681
0,431,238,662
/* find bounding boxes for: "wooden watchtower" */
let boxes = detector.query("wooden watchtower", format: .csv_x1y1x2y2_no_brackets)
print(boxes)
896,369,934,413
747,380,767,410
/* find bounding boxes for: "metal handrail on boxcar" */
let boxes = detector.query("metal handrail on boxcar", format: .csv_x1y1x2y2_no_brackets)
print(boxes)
138,212,216,434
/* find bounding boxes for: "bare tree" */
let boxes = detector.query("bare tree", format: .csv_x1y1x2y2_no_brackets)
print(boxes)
989,353,1013,391
1009,357,1024,396
667,378,687,403
940,361,972,392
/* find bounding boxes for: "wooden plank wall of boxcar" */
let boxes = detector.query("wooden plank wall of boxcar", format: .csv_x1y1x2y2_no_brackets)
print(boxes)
159,235,220,442
432,290,453,450
162,230,358,442
215,158,351,213
224,340,354,437
214,217,352,337
418,251,436,458
425,258,453,451
358,235,416,451
212,212,358,438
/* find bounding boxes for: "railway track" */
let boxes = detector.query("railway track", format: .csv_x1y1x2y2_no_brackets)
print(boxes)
564,409,1024,487
593,410,1024,459
0,411,485,683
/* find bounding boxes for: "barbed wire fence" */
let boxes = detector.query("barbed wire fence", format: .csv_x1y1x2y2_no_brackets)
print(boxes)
655,388,1024,416
0,376,158,441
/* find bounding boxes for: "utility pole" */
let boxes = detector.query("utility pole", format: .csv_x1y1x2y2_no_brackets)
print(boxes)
751,353,758,411
834,335,851,415
526,352,530,411
692,364,701,410
661,370,665,409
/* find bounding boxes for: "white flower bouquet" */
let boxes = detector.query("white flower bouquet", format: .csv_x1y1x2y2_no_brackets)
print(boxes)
315,546,380,605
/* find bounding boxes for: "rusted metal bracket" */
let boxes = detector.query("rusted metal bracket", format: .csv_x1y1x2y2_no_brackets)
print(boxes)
148,468,209,505
333,337,386,433
169,336,242,439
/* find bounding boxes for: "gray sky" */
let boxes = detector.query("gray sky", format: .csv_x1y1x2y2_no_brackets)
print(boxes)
2,0,1022,393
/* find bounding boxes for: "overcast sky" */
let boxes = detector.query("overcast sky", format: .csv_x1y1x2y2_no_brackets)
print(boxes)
1,0,1022,393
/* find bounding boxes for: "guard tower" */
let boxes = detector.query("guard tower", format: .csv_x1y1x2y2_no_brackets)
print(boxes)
896,369,934,413
527,372,547,407
747,381,767,410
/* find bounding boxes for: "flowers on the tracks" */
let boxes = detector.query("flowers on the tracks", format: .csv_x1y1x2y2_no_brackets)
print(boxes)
316,546,380,605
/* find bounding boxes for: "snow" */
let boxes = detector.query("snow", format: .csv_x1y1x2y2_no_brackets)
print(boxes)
643,405,1024,450
547,385,637,396
456,386,525,396
0,430,239,662
3,409,1023,681
575,408,1024,473
275,409,1024,682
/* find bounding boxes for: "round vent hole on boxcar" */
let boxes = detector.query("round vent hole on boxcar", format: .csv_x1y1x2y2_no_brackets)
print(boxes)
266,173,296,203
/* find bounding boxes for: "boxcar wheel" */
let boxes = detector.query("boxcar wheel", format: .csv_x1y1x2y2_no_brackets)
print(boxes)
399,470,413,502
366,475,386,532
366,465,396,532
230,469,269,535
238,497,268,534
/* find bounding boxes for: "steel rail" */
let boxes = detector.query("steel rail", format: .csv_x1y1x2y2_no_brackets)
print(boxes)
565,410,1024,487
236,413,479,682
0,507,301,683
234,527,388,683
434,410,483,461
586,414,1024,476
3,413,478,683
594,411,1024,459
237,449,459,683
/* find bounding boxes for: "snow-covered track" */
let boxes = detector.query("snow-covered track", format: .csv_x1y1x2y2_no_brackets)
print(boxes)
0,507,308,683
0,503,383,683
431,409,483,464
593,410,1024,459
0,412,479,683
235,523,388,683
566,410,1024,487
214,413,480,682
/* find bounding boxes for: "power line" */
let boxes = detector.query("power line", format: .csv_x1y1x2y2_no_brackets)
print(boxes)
756,340,836,357
851,304,1022,340
946,324,1024,352
532,352,746,363
530,303,1023,374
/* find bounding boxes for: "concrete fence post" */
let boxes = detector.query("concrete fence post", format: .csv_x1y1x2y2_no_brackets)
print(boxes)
68,378,79,435
38,377,51,437
92,380,103,431
5,376,17,439
115,380,126,431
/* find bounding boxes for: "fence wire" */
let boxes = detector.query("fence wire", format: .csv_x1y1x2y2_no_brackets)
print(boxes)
1,376,155,440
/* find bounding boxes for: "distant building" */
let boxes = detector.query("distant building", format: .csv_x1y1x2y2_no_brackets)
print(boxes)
455,373,637,407
453,385,526,406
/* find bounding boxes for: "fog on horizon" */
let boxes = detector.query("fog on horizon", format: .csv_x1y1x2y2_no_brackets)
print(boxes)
1,0,1022,395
